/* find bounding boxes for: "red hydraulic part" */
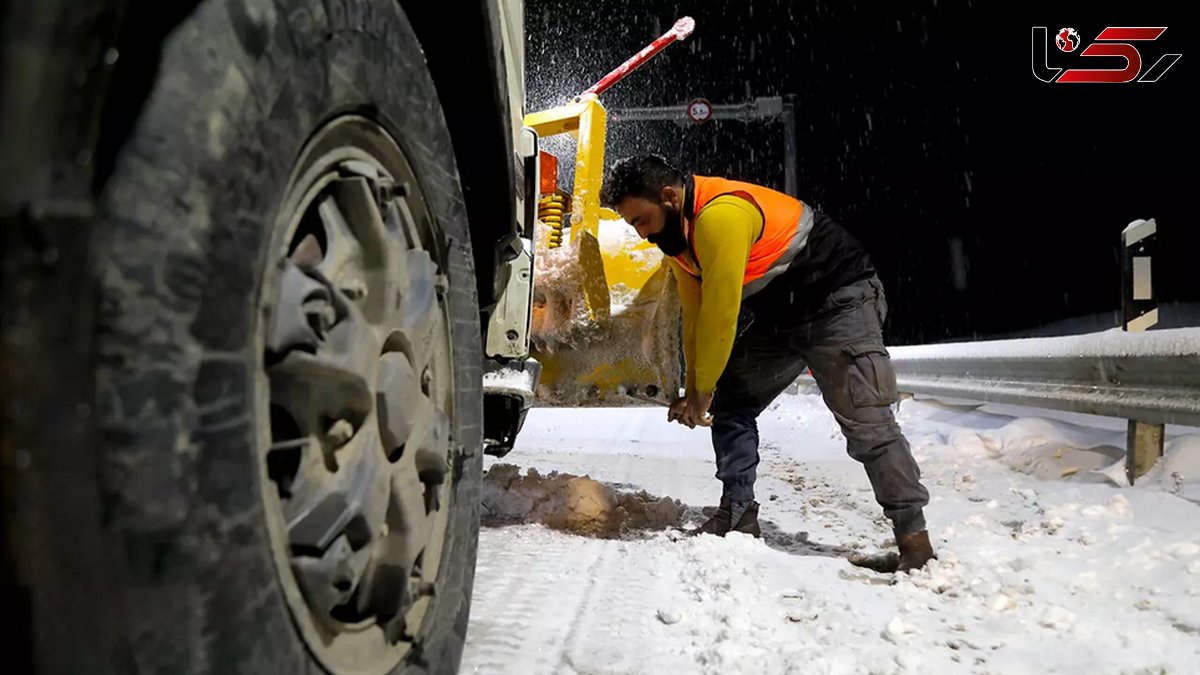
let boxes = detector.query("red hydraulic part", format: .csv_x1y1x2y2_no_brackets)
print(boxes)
579,17,696,98
538,151,559,195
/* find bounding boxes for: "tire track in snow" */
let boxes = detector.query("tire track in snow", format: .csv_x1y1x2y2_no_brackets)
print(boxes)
541,447,705,673
462,527,609,673
466,446,705,674
552,538,616,674
554,536,665,674
461,528,554,672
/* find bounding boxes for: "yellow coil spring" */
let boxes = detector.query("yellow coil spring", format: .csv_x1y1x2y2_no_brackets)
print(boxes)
537,193,566,249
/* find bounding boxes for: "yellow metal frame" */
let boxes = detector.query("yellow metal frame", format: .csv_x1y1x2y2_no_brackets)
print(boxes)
523,96,682,406
524,95,611,322
523,95,609,246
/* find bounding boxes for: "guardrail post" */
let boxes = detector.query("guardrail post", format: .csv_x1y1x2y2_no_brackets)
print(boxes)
1126,421,1164,485
1121,219,1162,484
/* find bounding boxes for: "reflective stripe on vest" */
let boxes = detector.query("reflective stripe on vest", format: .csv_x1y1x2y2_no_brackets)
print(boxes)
673,175,814,298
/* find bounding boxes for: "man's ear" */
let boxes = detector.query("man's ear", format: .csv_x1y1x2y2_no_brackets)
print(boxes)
660,185,682,208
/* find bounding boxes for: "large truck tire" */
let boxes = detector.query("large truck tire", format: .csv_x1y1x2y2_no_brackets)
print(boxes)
7,0,484,673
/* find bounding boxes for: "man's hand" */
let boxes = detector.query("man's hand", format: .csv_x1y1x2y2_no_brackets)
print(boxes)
667,391,714,428
668,397,688,424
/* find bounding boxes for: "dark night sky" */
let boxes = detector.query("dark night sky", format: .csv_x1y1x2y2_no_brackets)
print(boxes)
525,0,1199,345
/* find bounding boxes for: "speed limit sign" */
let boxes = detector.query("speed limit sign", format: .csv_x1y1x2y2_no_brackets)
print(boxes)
687,98,713,124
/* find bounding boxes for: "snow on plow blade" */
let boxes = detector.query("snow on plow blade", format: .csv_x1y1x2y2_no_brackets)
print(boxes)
531,218,682,407
525,97,682,407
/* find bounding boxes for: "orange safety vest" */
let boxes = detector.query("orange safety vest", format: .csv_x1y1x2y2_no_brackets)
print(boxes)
672,175,814,296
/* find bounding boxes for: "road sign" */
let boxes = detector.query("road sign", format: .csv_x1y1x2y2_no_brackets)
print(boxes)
686,98,712,123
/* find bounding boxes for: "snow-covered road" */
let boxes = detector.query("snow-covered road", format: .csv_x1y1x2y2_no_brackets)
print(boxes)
462,389,1200,674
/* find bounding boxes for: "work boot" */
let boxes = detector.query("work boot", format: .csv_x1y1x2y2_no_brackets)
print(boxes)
691,496,733,536
690,497,761,538
730,500,761,538
896,530,935,572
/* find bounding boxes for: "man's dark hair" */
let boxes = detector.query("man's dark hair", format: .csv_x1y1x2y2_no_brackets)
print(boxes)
600,154,685,207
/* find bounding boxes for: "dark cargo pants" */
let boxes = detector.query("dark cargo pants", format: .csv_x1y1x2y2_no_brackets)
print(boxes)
709,276,929,534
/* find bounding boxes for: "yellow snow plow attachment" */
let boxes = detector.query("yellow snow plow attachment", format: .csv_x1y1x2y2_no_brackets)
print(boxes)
524,96,682,406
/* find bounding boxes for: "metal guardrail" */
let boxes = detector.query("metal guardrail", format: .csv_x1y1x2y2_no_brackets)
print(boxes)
886,330,1200,428
799,327,1200,483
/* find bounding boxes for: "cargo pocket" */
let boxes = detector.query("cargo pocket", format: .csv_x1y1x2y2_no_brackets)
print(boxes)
843,341,899,407
825,283,868,311
867,277,889,326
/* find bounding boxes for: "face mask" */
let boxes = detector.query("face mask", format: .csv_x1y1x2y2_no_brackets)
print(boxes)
648,204,688,257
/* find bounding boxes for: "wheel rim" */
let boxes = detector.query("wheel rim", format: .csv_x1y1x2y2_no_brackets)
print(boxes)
259,115,456,673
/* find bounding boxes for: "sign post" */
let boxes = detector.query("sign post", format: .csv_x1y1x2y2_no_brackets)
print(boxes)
1121,218,1161,484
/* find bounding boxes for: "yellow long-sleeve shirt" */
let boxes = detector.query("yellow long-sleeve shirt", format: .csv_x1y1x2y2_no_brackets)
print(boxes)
669,194,765,393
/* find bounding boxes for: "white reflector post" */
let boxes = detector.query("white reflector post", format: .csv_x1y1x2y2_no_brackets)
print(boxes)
1122,218,1158,332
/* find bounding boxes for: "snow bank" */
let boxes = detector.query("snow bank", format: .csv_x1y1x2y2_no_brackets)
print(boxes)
1158,434,1200,481
941,414,1200,493
949,418,1125,481
1140,434,1200,500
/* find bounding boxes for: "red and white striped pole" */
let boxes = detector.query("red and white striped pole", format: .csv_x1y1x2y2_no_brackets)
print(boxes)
579,17,695,99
